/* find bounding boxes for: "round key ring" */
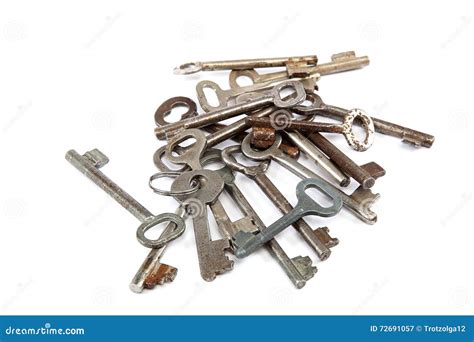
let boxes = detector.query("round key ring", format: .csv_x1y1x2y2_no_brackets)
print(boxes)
136,212,186,249
342,109,375,152
149,171,199,196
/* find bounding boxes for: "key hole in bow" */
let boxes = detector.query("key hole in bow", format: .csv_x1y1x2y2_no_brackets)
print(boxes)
235,75,254,87
144,220,174,241
278,84,298,101
304,186,336,208
165,104,191,123
170,137,197,157
203,86,220,108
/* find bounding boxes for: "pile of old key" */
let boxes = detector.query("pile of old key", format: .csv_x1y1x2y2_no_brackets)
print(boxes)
67,52,434,292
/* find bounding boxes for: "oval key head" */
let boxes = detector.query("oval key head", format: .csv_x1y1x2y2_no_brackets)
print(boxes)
171,169,225,205
153,146,189,172
228,69,260,89
154,96,197,127
342,109,375,152
271,81,306,108
136,212,186,249
173,61,203,75
292,92,325,115
241,133,283,161
295,178,343,218
196,80,227,112
165,129,208,170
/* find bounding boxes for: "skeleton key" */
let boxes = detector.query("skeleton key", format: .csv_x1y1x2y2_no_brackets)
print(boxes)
309,132,386,189
66,149,186,293
154,81,306,140
293,93,435,148
173,55,318,75
266,109,350,186
222,145,337,261
202,149,316,288
241,134,380,224
232,178,343,258
228,51,369,88
247,108,375,152
171,170,233,281
197,76,318,112
153,96,300,159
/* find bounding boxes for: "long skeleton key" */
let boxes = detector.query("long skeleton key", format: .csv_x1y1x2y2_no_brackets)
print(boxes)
173,55,318,75
154,81,306,140
294,93,435,148
153,96,300,159
241,134,380,224
247,109,375,152
232,178,343,258
66,149,186,292
171,170,233,281
222,145,337,261
202,149,316,288
228,51,369,88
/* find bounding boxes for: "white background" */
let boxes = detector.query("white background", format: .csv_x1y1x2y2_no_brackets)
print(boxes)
1,0,473,315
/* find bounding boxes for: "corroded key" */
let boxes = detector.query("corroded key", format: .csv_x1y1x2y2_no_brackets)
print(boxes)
241,134,381,224
173,55,318,75
222,145,337,261
294,93,435,148
171,170,233,281
154,81,306,140
232,178,343,258
228,51,369,88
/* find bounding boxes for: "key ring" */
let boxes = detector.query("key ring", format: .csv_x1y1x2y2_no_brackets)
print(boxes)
149,171,199,196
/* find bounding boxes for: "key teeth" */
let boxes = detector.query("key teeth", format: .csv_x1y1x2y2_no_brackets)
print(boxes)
314,227,339,248
144,263,178,289
83,149,109,168
292,256,318,281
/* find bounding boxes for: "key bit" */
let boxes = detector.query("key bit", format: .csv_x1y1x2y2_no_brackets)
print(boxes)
144,263,178,288
314,227,339,249
292,256,318,281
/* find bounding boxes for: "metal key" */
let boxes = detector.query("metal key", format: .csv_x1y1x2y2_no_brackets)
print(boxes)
153,96,300,159
171,170,233,281
173,55,318,75
154,81,306,140
202,149,316,288
294,93,435,148
266,109,350,186
228,51,369,88
232,178,343,258
222,145,337,261
66,149,186,293
309,132,386,189
247,108,375,152
241,134,380,224
196,76,318,112
66,149,185,249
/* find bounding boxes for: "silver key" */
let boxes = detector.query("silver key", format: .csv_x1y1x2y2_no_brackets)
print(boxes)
233,178,343,258
222,145,336,261
196,76,318,112
171,170,233,281
66,149,186,293
173,55,318,75
241,134,380,224
66,149,186,249
154,81,306,140
202,149,316,289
